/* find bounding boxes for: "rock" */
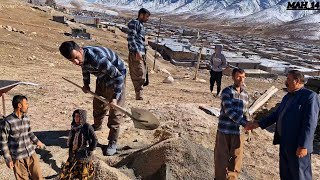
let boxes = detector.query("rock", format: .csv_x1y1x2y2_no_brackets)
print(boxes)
149,70,155,74
30,32,37,36
196,78,206,83
5,25,12,32
153,129,175,141
155,52,162,58
184,74,191,79
49,63,55,67
12,28,17,32
163,76,174,84
27,56,37,61
160,68,171,75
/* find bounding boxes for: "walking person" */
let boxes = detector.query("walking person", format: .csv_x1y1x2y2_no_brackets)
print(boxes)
127,8,150,100
59,41,126,156
210,44,227,97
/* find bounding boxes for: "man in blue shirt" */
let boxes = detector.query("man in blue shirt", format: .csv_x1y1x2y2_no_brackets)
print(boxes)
214,68,249,180
59,41,126,156
127,8,150,100
247,70,320,180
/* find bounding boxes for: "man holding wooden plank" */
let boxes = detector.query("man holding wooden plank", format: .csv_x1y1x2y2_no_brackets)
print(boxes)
59,41,126,156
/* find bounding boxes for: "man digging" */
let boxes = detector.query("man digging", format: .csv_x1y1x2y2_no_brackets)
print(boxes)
59,41,126,156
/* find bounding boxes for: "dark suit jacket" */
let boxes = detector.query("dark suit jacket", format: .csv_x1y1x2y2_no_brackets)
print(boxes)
259,88,320,152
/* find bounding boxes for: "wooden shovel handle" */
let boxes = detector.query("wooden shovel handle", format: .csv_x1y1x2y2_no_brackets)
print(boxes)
2,93,5,117
62,77,139,121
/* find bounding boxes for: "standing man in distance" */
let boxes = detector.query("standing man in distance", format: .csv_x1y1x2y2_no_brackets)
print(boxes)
127,8,150,100
59,41,126,156
246,70,320,180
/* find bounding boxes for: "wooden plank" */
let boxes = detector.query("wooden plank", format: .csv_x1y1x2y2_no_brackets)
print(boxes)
249,86,276,109
199,105,220,117
249,86,278,115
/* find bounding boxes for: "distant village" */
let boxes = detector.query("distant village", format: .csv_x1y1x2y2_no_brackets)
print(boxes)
29,0,320,93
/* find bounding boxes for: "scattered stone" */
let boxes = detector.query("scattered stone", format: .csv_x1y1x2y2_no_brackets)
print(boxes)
154,129,175,141
196,78,206,83
49,63,55,67
160,68,171,75
155,52,161,58
27,56,37,61
184,74,191,79
149,70,155,74
5,25,12,32
163,76,174,84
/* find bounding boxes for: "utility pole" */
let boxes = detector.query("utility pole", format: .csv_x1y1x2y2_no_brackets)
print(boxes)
153,17,162,70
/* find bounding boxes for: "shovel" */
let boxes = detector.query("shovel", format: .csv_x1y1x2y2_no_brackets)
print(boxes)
62,77,159,130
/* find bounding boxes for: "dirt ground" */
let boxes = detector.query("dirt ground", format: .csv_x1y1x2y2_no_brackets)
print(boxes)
0,1,319,179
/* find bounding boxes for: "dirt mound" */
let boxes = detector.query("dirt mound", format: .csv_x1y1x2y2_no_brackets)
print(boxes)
114,138,215,180
94,160,131,180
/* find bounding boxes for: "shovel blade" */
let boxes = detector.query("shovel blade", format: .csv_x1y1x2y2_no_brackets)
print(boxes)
131,108,160,130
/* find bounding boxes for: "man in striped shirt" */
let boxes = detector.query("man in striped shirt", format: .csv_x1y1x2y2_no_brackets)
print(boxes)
0,95,45,180
59,41,126,156
127,8,150,100
214,68,249,180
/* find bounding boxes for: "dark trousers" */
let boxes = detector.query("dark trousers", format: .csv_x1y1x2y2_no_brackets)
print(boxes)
210,70,223,94
279,146,312,180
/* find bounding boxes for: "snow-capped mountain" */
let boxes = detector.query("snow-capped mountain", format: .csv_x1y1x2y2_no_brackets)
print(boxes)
55,0,320,24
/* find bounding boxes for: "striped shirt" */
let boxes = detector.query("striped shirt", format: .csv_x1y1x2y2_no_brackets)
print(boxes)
127,19,146,55
218,85,249,135
82,46,126,100
0,113,39,162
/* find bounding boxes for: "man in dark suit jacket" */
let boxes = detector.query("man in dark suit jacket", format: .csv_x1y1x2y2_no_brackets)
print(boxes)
247,70,320,180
